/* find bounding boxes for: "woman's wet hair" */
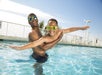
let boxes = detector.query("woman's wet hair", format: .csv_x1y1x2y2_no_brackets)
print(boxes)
48,18,58,25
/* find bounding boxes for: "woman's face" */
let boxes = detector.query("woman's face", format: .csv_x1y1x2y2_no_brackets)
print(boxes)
47,21,59,36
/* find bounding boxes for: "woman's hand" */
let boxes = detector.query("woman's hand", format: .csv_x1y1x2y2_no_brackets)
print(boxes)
9,46,21,50
81,26,90,30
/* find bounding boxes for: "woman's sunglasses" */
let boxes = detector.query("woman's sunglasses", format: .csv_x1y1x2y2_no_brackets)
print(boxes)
28,15,37,22
45,26,58,31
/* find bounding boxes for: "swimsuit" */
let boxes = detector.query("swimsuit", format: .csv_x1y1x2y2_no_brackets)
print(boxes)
32,53,48,63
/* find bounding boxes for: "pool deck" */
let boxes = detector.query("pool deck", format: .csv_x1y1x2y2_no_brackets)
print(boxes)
58,43,102,49
0,35,102,48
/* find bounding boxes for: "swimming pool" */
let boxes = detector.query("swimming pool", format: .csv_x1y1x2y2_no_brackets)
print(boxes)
0,41,102,75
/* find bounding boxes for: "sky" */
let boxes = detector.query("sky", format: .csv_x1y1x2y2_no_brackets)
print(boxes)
1,0,102,40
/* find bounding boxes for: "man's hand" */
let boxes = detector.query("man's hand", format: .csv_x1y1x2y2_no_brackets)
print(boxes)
81,26,90,30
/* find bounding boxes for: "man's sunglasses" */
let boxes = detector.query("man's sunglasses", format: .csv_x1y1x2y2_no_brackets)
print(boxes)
28,15,37,22
45,26,58,31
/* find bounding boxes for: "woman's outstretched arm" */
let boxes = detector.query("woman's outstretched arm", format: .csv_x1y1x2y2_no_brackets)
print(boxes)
62,26,90,34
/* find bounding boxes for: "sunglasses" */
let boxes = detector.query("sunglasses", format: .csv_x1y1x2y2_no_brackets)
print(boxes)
28,15,37,22
45,26,58,31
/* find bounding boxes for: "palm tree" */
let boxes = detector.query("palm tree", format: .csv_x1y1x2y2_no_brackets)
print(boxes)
39,21,45,35
39,21,44,29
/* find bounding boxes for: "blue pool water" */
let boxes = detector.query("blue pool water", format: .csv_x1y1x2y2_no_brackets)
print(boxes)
0,41,102,75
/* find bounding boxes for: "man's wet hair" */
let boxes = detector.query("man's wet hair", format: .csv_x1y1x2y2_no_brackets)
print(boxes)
48,18,58,25
28,13,37,18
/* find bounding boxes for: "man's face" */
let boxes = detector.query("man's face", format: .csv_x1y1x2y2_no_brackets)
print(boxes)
46,21,58,36
28,15,38,27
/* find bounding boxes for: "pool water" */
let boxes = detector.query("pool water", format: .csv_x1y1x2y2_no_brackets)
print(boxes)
0,41,102,75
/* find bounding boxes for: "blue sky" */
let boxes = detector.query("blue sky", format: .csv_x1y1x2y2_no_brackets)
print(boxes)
11,0,102,39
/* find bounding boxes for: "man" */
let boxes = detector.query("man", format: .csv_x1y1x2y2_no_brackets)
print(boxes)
27,13,63,64
27,13,64,75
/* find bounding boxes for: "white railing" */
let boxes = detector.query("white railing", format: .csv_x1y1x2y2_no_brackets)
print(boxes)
0,20,31,38
59,34,102,47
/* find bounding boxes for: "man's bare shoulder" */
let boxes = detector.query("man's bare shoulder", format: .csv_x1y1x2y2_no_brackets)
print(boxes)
28,31,31,34
29,31,38,36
